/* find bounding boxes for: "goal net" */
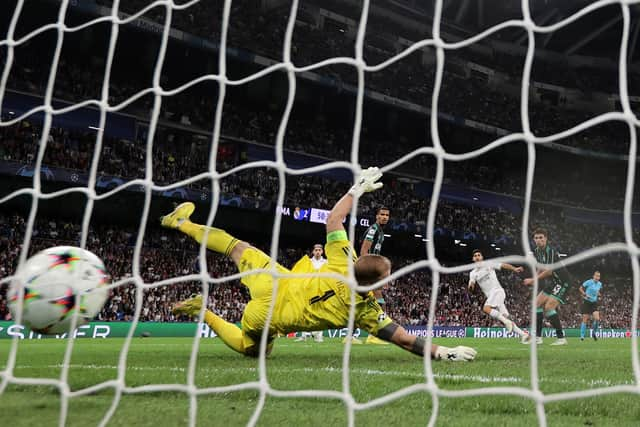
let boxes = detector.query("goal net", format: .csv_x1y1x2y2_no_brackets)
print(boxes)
1,0,639,426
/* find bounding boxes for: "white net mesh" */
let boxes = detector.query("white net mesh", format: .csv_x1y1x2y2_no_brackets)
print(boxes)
0,0,639,426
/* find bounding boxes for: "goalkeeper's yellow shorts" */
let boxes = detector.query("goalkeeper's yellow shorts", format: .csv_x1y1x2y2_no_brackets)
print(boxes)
237,247,288,345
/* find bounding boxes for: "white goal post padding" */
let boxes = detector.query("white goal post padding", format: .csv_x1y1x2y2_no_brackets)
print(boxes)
0,1,639,426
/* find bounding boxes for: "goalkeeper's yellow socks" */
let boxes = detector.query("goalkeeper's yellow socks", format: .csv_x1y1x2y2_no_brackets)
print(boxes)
204,311,246,354
180,222,239,256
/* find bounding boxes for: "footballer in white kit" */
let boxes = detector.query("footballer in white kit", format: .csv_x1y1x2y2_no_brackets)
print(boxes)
468,249,529,342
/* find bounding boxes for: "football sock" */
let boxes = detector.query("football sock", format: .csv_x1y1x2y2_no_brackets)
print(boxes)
536,308,544,337
489,308,509,325
179,222,239,256
204,311,246,354
512,323,527,337
580,322,587,338
546,309,564,339
592,320,599,336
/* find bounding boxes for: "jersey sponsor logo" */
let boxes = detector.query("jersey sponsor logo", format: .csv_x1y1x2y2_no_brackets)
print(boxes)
340,246,356,262
309,290,336,305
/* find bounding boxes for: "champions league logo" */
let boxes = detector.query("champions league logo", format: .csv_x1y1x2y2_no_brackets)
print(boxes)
16,165,55,180
162,188,188,199
97,176,125,190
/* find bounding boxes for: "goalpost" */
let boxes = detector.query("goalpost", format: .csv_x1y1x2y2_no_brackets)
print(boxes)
1,1,639,426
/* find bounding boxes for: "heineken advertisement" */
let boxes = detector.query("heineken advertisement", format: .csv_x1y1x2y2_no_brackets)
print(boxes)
467,327,640,339
1,321,639,339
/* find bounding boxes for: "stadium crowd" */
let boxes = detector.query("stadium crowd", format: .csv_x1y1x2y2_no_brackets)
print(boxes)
1,116,638,261
0,1,637,332
2,119,639,258
4,0,636,212
0,113,633,215
91,0,640,93
5,0,637,156
80,0,640,140
4,28,635,211
0,212,635,330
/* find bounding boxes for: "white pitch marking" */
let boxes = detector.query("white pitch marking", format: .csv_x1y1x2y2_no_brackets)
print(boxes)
12,365,628,388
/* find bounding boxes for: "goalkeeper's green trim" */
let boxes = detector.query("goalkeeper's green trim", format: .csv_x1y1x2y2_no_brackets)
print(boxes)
327,230,348,242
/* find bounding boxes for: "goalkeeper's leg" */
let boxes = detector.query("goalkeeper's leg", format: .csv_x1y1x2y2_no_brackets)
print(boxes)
173,295,272,357
161,202,248,264
161,202,289,297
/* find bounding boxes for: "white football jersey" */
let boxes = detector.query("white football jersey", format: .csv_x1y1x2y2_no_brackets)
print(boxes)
311,257,327,270
469,262,503,296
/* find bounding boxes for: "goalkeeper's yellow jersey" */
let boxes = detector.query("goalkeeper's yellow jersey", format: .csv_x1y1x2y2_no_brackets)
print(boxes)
237,231,392,338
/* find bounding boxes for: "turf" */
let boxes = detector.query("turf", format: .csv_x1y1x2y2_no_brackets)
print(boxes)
0,337,638,426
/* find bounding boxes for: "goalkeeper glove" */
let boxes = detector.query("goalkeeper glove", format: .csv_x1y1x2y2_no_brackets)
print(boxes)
436,345,477,362
348,167,383,198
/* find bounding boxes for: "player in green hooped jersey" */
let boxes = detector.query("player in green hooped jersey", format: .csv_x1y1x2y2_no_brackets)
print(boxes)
360,207,390,345
523,228,572,346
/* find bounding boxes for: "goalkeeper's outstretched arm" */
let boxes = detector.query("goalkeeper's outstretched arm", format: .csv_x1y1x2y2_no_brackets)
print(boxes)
325,168,477,362
326,167,384,234
377,322,477,362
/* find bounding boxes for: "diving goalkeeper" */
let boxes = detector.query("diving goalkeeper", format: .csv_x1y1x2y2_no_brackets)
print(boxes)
163,167,476,361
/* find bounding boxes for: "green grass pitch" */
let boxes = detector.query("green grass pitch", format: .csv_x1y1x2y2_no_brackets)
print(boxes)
0,337,638,426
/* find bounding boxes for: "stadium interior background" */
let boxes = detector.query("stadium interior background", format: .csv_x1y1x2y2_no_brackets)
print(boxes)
0,0,638,329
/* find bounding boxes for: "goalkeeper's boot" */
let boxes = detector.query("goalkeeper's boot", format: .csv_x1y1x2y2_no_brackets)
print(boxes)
172,294,203,317
161,202,195,229
550,337,568,346
520,331,531,344
365,335,390,345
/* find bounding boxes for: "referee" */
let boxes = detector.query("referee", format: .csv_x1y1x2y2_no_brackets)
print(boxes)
580,271,603,341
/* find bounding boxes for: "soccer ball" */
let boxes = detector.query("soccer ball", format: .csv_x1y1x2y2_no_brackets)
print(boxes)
8,246,110,335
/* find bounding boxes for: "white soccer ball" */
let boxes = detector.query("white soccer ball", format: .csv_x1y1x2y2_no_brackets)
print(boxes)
8,246,110,335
